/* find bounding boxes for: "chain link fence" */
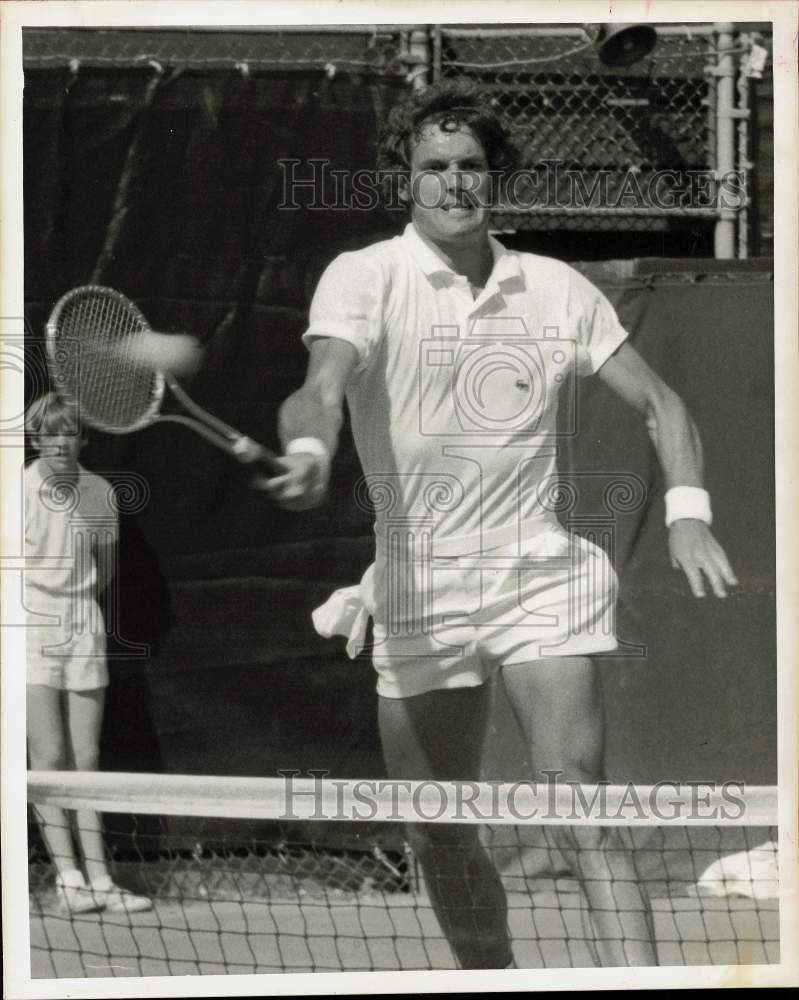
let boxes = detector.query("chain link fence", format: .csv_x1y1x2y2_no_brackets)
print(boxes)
436,26,722,235
22,26,413,78
23,24,770,256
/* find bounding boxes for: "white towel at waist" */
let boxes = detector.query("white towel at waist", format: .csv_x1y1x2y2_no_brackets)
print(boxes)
311,564,376,659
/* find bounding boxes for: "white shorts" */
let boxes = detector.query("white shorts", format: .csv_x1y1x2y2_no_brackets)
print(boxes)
371,526,618,699
26,605,109,691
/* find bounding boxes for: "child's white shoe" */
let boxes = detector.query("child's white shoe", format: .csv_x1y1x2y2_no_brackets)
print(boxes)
89,875,153,913
56,869,99,914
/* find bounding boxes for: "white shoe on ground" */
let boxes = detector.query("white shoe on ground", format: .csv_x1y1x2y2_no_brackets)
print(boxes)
56,869,100,914
88,875,153,913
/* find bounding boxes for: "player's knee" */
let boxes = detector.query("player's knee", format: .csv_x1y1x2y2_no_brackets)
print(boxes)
71,743,101,771
546,747,604,785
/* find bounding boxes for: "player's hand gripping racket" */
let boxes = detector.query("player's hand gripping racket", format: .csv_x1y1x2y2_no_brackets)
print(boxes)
46,285,282,474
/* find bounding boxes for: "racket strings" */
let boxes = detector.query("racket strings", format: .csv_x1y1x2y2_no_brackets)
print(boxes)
51,289,162,431
47,285,281,470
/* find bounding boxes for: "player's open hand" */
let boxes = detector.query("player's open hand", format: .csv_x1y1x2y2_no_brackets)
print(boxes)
668,520,739,598
251,453,328,510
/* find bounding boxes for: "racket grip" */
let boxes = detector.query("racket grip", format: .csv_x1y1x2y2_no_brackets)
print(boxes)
231,436,283,474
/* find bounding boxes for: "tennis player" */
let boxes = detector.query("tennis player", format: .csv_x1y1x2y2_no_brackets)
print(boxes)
25,393,152,914
261,84,738,968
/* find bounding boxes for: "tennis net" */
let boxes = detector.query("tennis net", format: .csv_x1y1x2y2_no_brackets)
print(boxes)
27,771,779,977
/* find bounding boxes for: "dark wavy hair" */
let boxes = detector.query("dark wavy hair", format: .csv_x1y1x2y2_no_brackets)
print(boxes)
376,82,519,209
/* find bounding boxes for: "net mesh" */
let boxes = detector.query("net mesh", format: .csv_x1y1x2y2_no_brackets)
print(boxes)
27,772,779,977
47,287,162,432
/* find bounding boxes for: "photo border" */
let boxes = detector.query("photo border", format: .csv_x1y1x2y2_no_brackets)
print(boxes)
2,2,797,996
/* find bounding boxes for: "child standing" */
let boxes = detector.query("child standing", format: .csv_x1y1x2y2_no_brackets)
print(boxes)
25,393,151,914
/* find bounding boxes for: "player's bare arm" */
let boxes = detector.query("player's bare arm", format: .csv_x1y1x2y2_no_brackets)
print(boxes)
597,342,739,599
256,337,359,509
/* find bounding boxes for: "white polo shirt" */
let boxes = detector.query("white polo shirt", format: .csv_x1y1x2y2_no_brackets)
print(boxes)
303,222,627,558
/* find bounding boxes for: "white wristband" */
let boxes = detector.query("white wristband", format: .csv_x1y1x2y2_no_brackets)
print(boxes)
665,486,712,527
286,437,331,474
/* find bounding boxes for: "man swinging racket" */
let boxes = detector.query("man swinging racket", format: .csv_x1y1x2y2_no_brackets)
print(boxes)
258,83,738,968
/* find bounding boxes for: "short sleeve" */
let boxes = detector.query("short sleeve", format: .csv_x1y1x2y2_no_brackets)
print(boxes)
302,251,385,371
567,267,628,375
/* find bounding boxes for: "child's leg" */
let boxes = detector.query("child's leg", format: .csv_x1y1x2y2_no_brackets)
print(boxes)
26,685,78,877
63,687,108,882
63,686,152,912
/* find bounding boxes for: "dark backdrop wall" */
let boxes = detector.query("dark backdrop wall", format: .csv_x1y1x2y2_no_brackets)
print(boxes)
23,64,776,787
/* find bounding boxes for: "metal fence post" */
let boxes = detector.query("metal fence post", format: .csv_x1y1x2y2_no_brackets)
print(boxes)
714,22,737,259
736,43,754,260
403,28,431,90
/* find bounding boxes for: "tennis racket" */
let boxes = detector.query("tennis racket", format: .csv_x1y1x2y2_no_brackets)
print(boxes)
45,285,283,474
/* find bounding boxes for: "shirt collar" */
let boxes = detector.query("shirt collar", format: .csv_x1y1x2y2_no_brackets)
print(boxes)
401,222,522,286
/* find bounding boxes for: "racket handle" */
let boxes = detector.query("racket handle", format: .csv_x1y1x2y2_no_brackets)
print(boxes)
231,436,283,474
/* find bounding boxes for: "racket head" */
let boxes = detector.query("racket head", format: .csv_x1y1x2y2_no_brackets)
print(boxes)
46,285,165,433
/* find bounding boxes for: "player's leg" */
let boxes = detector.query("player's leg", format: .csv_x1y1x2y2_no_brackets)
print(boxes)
501,656,657,967
378,684,513,969
26,684,79,878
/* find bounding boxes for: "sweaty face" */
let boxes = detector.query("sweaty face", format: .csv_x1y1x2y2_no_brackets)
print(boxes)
402,122,493,250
